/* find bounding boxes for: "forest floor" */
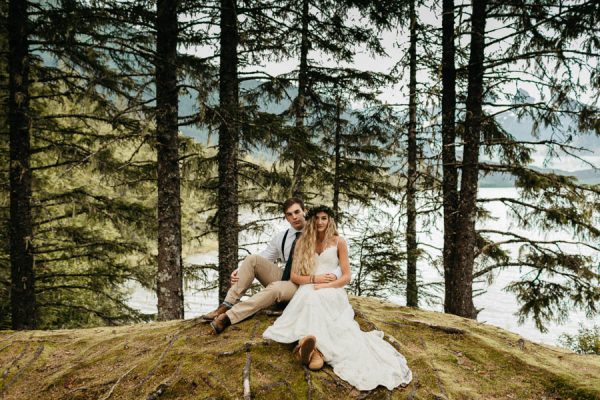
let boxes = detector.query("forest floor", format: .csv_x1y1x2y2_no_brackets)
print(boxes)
0,296,599,399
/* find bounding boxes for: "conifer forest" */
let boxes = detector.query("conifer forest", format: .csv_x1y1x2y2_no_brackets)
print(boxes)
1,0,599,337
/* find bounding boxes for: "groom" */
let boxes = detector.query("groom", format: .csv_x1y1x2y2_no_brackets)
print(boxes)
203,198,338,334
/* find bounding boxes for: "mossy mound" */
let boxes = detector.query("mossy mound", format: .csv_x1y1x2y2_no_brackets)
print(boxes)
1,296,599,399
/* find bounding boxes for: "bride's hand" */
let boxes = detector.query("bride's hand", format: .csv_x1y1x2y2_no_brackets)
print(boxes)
315,273,336,284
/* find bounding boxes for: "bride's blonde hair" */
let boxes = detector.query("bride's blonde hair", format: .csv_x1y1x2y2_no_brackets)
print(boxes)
293,206,338,276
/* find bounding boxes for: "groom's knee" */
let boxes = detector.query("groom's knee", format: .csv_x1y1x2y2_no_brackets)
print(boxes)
239,254,259,272
265,281,297,302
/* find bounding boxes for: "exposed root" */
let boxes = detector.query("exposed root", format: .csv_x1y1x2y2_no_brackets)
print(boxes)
354,310,377,331
322,368,353,391
0,333,18,343
0,344,44,395
99,365,136,400
432,366,448,400
256,381,291,392
407,372,419,400
250,320,260,340
146,383,167,400
1,341,30,379
217,340,271,357
134,329,183,389
145,364,181,400
207,371,234,397
383,321,410,329
303,366,313,400
405,319,465,335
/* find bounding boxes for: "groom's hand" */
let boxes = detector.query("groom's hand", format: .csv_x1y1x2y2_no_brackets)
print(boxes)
230,269,239,284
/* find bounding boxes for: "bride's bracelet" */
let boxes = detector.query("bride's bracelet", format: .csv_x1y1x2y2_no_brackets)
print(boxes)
310,274,315,283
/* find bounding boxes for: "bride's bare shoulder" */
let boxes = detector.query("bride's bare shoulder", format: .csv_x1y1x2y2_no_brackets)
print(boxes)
335,235,347,246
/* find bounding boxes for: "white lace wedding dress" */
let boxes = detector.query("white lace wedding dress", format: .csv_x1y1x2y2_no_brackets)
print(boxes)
263,245,412,391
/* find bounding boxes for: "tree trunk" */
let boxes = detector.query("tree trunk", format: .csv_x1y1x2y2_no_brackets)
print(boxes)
450,0,487,319
217,0,239,303
8,0,36,330
441,0,459,314
405,0,418,308
291,0,309,197
332,93,342,220
156,0,183,320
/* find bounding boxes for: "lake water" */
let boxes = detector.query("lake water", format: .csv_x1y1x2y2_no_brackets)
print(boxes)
127,187,600,346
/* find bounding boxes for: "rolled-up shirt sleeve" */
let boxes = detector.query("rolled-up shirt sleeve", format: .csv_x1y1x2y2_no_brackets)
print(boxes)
258,232,280,263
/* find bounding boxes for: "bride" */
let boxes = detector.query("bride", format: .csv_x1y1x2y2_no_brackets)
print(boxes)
263,205,412,391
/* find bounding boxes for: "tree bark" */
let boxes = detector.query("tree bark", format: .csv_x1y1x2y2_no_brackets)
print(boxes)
441,0,459,314
291,0,309,198
405,0,418,308
450,0,487,319
8,0,36,330
332,93,342,220
217,0,239,303
156,0,183,320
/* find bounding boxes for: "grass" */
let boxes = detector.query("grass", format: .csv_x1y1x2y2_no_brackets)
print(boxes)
0,296,599,399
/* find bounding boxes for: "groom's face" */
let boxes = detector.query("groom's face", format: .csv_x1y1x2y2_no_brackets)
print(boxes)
284,203,306,231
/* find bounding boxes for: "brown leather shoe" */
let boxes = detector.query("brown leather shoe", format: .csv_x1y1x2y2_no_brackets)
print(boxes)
294,335,317,366
210,313,231,334
201,304,230,321
308,349,324,371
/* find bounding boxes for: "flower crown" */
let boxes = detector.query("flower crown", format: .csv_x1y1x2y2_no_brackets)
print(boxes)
305,205,336,220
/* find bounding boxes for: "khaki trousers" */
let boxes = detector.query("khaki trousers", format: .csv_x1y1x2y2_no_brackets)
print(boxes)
225,254,298,324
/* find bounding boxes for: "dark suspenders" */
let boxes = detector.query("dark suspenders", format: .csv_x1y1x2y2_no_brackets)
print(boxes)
281,229,290,262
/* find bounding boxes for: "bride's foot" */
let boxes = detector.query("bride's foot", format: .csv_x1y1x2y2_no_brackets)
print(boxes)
295,335,316,366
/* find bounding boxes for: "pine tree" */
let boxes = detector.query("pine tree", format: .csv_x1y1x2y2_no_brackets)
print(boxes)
7,0,35,329
216,0,240,303
155,0,184,320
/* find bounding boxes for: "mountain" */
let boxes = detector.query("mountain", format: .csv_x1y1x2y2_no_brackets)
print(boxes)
0,296,598,399
480,167,600,187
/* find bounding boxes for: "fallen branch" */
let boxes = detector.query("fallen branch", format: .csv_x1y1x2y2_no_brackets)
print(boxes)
243,343,252,400
260,309,283,317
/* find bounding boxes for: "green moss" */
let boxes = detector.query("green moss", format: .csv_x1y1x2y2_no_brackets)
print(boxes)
0,298,599,399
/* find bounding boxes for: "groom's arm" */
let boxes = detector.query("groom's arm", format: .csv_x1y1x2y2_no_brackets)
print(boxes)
257,231,281,263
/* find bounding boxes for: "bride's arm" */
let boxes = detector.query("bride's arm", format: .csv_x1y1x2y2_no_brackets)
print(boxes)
314,237,351,289
292,270,337,285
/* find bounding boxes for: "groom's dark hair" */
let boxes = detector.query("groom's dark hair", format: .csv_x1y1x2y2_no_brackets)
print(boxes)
282,197,305,213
